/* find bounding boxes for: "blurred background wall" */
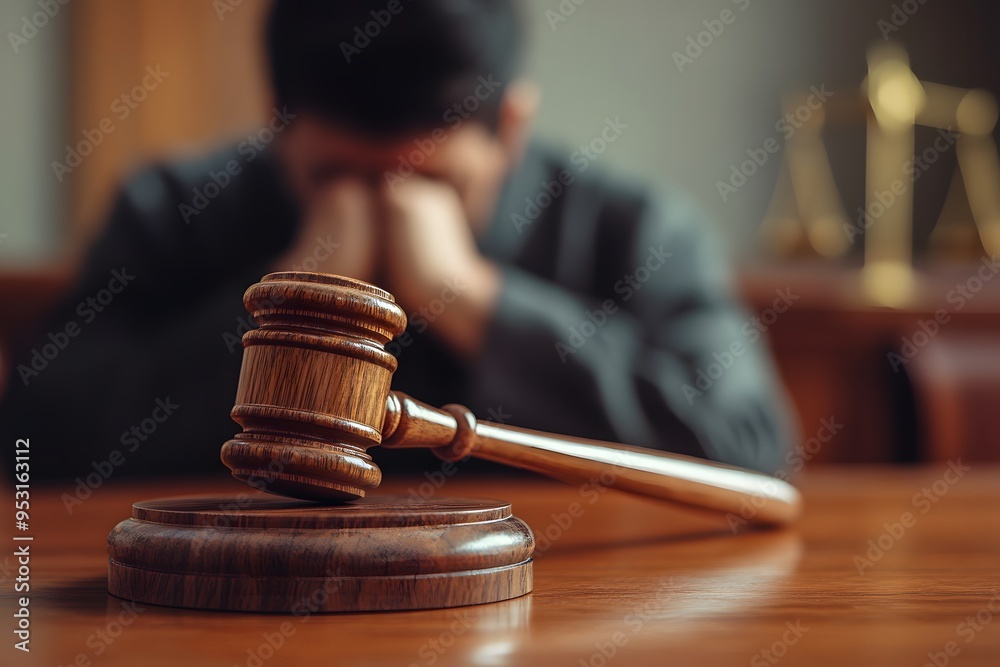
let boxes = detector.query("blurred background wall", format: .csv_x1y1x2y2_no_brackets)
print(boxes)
1,0,272,265
3,0,997,264
3,0,1000,463
0,0,67,265
520,0,822,255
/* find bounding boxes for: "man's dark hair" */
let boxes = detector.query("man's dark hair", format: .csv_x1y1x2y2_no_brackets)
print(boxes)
266,0,522,138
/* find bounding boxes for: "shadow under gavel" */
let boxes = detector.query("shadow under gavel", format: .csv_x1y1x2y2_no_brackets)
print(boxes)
220,272,801,527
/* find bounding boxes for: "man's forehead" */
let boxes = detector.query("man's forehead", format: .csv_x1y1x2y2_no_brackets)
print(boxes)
282,112,485,176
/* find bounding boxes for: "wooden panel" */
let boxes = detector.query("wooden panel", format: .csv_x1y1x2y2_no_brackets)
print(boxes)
66,0,270,250
908,333,1000,462
740,263,1000,463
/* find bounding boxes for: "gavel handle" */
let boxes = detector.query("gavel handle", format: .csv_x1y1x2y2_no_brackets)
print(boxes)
380,392,801,526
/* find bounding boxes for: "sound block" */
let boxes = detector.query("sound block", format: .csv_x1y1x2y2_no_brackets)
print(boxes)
107,495,534,612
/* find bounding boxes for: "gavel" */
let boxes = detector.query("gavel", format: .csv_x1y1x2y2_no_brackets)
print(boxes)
220,272,802,526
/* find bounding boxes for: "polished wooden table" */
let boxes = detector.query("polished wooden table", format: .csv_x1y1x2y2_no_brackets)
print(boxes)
3,466,999,666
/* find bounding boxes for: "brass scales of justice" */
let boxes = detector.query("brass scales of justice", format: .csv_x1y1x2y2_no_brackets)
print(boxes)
759,43,1000,308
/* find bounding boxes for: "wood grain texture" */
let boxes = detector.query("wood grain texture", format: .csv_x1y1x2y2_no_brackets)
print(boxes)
107,495,533,612
221,272,802,526
221,273,407,501
67,0,270,250
5,469,1000,666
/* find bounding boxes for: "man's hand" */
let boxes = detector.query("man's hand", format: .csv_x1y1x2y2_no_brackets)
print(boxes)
271,178,379,283
379,176,501,360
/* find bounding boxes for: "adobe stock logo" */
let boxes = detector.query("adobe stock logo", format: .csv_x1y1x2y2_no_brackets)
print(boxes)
7,0,70,54
178,107,297,224
544,0,589,32
843,128,956,243
717,85,833,202
750,621,808,666
213,0,244,21
672,0,752,74
886,255,1000,372
853,460,970,576
61,396,180,514
16,268,135,385
878,0,929,40
512,116,628,236
682,288,798,404
554,245,671,363
51,66,170,182
222,285,289,354
386,278,467,360
383,75,503,191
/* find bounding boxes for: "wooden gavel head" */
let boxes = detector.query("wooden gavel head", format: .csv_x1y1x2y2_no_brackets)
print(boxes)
223,272,803,525
220,272,409,501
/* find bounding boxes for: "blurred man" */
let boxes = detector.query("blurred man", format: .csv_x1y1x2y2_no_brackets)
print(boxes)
1,0,793,480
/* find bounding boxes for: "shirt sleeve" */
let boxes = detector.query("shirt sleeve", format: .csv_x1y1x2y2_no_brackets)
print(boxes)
467,191,796,474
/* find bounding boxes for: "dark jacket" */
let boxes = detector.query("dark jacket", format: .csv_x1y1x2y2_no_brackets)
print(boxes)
1,141,794,481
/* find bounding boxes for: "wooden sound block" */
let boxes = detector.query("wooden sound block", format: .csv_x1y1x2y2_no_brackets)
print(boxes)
107,495,534,613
